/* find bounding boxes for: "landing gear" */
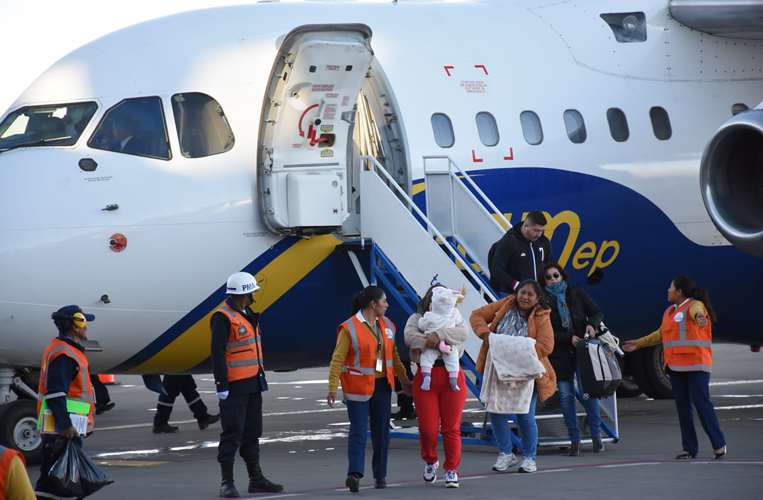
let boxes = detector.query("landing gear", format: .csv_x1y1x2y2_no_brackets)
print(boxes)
631,345,673,399
617,355,642,398
0,399,41,464
0,367,42,464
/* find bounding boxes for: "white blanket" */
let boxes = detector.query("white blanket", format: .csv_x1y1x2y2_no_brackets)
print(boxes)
480,334,546,414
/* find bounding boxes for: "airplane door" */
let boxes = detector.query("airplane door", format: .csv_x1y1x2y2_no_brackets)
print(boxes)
258,25,374,233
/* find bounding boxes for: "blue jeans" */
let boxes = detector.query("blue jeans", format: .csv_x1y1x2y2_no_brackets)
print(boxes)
489,391,538,459
668,370,726,455
557,379,602,441
345,378,392,479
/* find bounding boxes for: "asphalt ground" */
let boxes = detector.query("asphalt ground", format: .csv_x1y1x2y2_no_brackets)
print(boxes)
27,344,763,499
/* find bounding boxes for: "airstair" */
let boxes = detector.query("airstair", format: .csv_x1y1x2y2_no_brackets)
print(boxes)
348,155,618,447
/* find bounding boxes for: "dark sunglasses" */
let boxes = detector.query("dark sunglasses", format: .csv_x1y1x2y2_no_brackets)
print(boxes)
545,272,561,280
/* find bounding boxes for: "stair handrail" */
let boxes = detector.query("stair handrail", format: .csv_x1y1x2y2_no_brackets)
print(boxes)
360,155,497,302
422,155,512,232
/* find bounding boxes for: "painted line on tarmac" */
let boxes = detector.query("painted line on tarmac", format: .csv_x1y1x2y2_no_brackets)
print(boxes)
715,404,763,410
710,379,763,386
596,462,660,468
97,408,346,431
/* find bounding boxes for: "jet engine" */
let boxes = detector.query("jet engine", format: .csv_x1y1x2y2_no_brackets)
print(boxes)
700,104,763,257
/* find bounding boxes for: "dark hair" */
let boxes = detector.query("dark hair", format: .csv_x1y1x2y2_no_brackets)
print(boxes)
540,262,568,286
516,279,550,310
352,286,386,313
672,275,716,322
524,211,548,226
53,318,72,334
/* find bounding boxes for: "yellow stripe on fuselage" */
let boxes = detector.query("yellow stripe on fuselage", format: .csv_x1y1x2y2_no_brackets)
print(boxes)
128,235,341,373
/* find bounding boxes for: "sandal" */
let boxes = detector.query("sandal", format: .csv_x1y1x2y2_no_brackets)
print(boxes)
675,451,696,459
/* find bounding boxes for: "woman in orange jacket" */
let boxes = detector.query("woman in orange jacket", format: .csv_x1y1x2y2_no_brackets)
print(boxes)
624,275,726,459
470,280,556,473
326,286,411,492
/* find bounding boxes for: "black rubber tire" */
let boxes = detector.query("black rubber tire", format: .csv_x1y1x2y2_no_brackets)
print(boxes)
633,345,673,399
616,355,643,398
616,376,643,398
0,399,43,464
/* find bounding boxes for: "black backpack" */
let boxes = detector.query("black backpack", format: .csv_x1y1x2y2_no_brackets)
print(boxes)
487,240,499,288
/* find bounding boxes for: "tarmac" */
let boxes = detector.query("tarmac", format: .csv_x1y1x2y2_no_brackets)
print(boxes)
27,344,763,499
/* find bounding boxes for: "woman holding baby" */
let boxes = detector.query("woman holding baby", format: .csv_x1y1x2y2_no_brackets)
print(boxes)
404,283,468,488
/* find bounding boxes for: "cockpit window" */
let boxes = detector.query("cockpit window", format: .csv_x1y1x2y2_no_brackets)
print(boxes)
171,93,235,158
88,96,171,160
0,102,97,153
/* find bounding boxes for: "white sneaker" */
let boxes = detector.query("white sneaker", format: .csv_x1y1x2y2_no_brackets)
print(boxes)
492,452,520,472
423,461,439,483
518,457,537,473
445,470,459,488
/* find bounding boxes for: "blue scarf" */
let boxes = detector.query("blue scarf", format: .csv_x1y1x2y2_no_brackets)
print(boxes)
546,281,571,330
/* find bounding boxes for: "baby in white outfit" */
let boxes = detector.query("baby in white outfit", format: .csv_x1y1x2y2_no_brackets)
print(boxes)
418,286,463,391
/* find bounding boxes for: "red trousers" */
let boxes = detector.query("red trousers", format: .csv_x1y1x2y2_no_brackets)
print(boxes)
412,366,467,471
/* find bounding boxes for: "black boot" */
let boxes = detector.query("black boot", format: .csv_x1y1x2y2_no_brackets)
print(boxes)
247,461,283,493
592,436,605,453
391,393,416,420
152,422,179,434
198,413,220,430
219,462,239,498
568,440,581,457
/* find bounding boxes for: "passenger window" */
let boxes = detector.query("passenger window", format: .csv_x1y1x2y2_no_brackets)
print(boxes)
171,93,235,158
520,111,543,145
731,103,749,115
431,113,454,148
0,102,97,152
563,109,587,144
88,97,171,160
606,108,629,142
475,112,499,147
650,106,672,140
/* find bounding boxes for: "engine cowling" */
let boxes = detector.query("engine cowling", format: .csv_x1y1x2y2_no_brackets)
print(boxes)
700,105,763,258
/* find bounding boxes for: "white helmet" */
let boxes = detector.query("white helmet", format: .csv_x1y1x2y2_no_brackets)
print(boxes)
226,272,259,295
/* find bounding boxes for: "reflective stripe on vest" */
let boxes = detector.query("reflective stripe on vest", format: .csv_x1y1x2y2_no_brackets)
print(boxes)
216,303,262,381
36,338,95,435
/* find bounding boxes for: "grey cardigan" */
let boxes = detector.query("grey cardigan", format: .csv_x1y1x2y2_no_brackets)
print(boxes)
404,313,468,364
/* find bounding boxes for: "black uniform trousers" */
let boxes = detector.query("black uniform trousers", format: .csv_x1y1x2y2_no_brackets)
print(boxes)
217,391,262,464
90,375,110,405
154,375,207,425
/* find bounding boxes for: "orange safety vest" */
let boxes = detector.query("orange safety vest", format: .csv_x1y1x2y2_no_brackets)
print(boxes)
216,303,262,382
36,337,95,435
338,314,395,402
0,445,25,494
661,299,713,372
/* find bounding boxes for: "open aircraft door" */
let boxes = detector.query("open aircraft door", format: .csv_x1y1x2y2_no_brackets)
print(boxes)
258,25,374,234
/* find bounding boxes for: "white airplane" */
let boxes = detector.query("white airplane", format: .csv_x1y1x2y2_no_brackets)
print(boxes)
0,0,761,460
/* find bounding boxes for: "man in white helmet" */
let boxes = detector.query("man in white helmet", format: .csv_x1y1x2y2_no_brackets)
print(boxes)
211,272,283,497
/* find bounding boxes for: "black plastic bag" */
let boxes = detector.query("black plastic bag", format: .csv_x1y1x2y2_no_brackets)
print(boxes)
48,437,113,497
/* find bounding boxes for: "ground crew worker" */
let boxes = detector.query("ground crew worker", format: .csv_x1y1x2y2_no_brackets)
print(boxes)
0,444,35,500
153,375,220,433
624,275,727,459
326,286,411,492
34,305,97,498
211,272,283,497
